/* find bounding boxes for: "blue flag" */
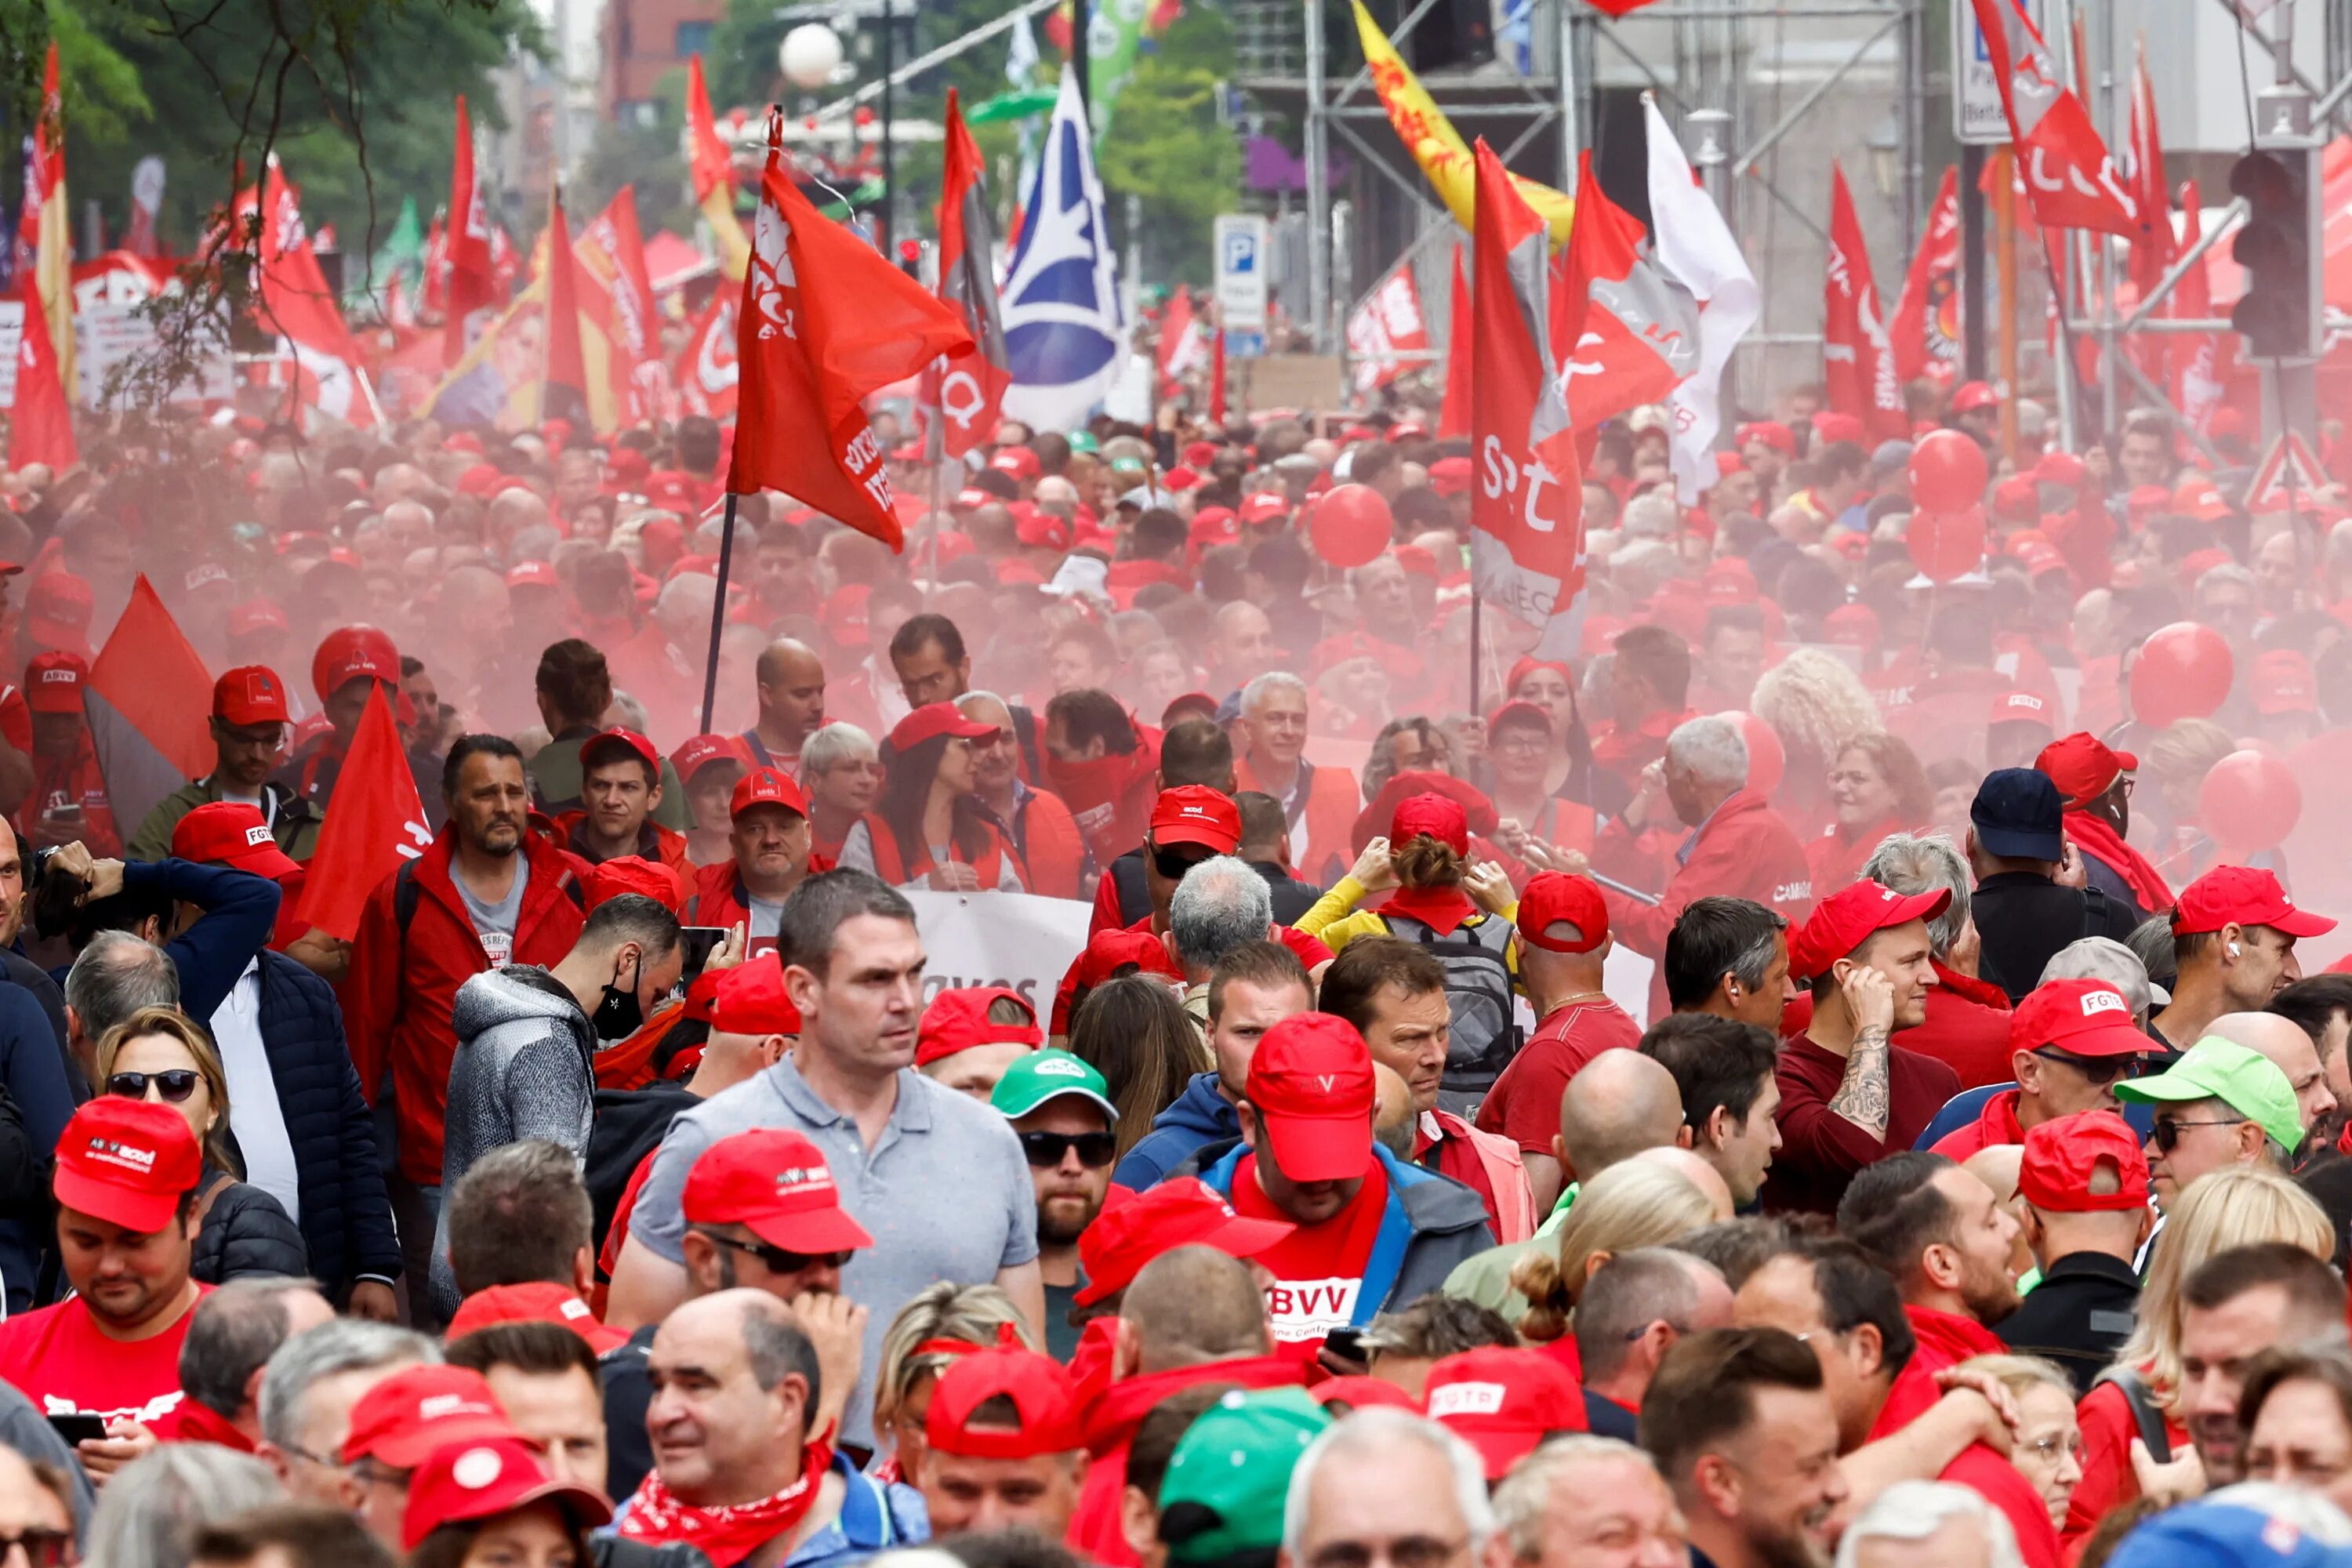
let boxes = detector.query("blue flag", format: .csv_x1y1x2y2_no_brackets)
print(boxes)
1000,71,1123,433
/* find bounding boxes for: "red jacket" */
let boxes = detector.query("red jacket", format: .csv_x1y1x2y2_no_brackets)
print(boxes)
1013,786,1087,901
341,829,586,1185
21,728,118,856
1236,755,1360,887
550,810,691,882
1593,789,1813,1018
1067,1356,1303,1566
1929,1088,2025,1161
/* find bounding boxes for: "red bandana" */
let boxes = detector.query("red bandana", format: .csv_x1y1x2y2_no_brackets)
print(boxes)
619,1436,834,1568
2062,808,2176,916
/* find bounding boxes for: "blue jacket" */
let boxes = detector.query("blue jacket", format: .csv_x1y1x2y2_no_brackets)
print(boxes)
249,951,404,1295
1187,1142,1495,1326
1112,1072,1237,1189
603,1452,926,1568
125,858,282,1022
0,982,70,1312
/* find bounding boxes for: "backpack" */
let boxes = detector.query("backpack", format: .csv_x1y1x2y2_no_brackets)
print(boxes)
2091,1365,2172,1464
1381,909,1521,1112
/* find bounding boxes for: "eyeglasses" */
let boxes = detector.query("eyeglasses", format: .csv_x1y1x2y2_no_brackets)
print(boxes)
107,1070,200,1103
2151,1117,2244,1152
708,1233,855,1276
1490,732,1548,755
1019,1131,1119,1169
2023,1432,2087,1465
2031,1048,2141,1085
0,1527,72,1567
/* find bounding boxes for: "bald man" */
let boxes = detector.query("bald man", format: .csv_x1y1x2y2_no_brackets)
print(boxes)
2209,1010,2339,1156
1439,1049,1688,1315
746,639,827,772
1373,1062,1417,1162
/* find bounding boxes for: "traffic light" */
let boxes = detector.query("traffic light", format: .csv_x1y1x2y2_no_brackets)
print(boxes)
2229,149,2319,360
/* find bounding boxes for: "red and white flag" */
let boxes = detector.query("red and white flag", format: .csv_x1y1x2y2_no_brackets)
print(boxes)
2125,40,2170,292
295,686,430,941
1159,285,1207,390
86,576,210,834
1888,165,1962,386
578,187,671,423
1438,243,1471,439
1468,138,1584,649
252,158,372,423
441,95,495,366
1346,266,1430,394
1551,151,1700,428
1645,95,1761,506
1823,162,1907,443
2171,179,2226,432
8,273,74,471
933,89,1012,459
673,291,739,420
1969,0,2138,237
728,114,974,546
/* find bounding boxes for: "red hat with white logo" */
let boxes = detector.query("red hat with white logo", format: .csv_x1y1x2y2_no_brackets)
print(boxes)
990,445,1043,481
2010,978,2149,1059
916,986,1043,1067
172,801,300,880
1017,511,1073,552
212,666,290,727
506,560,561,592
342,1365,517,1468
1789,880,1952,982
445,1282,628,1353
926,1334,1082,1458
2035,732,2136,808
1073,1179,1296,1307
400,1433,610,1552
1422,1347,1588,1479
1244,1014,1377,1183
2172,865,2338,938
581,727,660,779
1240,492,1291,525
2254,649,2319,716
671,732,751,786
310,625,400,702
24,650,85,713
1988,691,2053,730
683,1128,874,1254
53,1096,203,1232
731,767,809,821
1150,785,1242,855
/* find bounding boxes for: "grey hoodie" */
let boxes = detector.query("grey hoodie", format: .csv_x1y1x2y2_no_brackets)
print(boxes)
429,964,594,1319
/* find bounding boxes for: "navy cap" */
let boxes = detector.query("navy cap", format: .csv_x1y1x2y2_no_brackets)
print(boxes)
1971,767,2065,861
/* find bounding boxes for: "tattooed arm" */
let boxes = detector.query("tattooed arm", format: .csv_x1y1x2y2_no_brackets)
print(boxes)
1827,963,1896,1139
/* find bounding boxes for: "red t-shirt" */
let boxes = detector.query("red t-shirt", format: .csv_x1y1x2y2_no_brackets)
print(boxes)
1475,998,1642,1157
1231,1153,1389,1356
0,1289,207,1421
1867,1355,2062,1568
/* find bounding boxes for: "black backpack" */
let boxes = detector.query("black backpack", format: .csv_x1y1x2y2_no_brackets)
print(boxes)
1381,909,1521,1112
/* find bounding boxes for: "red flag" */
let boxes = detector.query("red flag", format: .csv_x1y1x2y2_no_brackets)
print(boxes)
728,114,974,546
1823,162,1906,443
935,89,1012,459
1969,0,2139,237
1439,243,1472,439
2171,180,2227,432
85,576,210,835
2126,42,2172,293
688,56,751,280
1468,138,1583,633
443,95,495,366
9,274,75,473
295,687,430,941
1551,152,1700,429
1345,266,1429,394
543,184,591,427
579,187,669,423
1207,315,1227,426
1889,165,1962,385
1157,285,1201,394
255,158,359,365
673,290,739,420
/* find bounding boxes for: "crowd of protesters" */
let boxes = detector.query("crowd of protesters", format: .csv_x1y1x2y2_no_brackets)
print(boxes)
0,376,2348,1568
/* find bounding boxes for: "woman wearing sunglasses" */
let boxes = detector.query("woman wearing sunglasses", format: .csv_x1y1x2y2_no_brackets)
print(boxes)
96,1006,307,1284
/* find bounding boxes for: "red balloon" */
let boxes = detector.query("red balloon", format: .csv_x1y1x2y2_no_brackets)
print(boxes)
2129,622,2234,727
1308,484,1394,569
1909,430,1990,514
1907,507,1986,583
1719,710,1785,799
2200,749,2302,853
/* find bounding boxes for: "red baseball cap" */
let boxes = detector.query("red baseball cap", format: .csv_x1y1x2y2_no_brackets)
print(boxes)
1150,786,1241,855
1988,691,2053,729
821,584,872,649
1951,381,2001,414
990,445,1043,481
1811,412,1866,445
310,625,400,702
891,702,998,753
1390,793,1468,855
1073,1178,1296,1306
1485,699,1550,738
1824,603,1881,649
2010,978,2149,1059
53,1097,203,1232
584,855,681,913
1516,873,1609,954
1245,1014,1377,1183
1992,477,2041,521
683,1129,874,1254
227,600,289,639
212,666,290,727
506,560,561,591
2173,477,2234,522
680,969,726,1025
400,1433,610,1552
1422,1347,1588,1479
581,727,659,779
2171,865,2337,938
710,964,802,1037
2254,650,2319,716
24,651,85,713
1427,456,1472,497
1738,420,1798,455
925,1338,1082,1459
342,1365,516,1468
2035,732,2136,808
24,572,90,652
731,767,809,821
1790,880,1952,981
916,986,1042,1067
445,1283,627,1353
1240,492,1291,525
2019,1110,2152,1215
672,733,751,786
1051,927,1184,1034
1016,511,1072,551
172,801,299,880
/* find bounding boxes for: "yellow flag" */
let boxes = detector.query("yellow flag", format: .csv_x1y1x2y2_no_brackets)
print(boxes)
1351,0,1573,246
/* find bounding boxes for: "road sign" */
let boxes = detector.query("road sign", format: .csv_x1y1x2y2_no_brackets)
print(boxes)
2244,430,2328,514
1214,214,1270,335
1224,329,1267,359
1955,0,2041,145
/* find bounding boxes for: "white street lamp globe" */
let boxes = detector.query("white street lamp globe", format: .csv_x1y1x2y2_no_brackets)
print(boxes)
779,25,844,89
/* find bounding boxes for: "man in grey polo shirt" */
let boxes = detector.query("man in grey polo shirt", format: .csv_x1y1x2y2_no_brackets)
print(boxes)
605,869,1042,1451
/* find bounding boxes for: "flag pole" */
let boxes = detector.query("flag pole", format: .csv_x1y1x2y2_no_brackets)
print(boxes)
1468,589,1482,713
699,492,739,735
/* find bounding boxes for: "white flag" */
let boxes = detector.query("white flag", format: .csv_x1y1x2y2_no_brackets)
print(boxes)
1000,71,1125,432
1645,94,1760,506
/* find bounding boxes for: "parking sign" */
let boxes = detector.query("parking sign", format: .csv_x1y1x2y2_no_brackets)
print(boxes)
1214,214,1270,334
1955,0,2040,144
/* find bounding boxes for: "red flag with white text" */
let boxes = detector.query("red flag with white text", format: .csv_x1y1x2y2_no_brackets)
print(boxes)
2171,180,2226,432
1550,152,1700,429
1888,165,1961,385
252,159,372,422
8,274,75,473
295,687,430,941
1347,265,1429,394
1439,243,1471,440
442,96,495,366
935,89,1012,459
576,188,671,423
1823,163,1907,443
673,291,739,420
1969,0,2139,237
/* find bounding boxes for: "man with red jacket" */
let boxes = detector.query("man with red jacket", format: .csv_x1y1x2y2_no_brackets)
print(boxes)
275,625,442,861
342,733,586,1323
681,768,813,956
550,728,688,878
1930,979,2148,1160
20,652,115,857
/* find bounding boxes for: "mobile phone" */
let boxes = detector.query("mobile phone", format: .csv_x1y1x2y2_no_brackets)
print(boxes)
45,1413,104,1446
679,926,730,982
1321,1327,1368,1367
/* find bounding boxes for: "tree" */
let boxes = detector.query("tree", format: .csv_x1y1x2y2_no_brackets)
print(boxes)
1098,5,1240,287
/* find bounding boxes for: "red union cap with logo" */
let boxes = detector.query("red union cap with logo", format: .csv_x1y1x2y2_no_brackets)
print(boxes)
683,1128,874,1254
1988,690,2053,729
172,801,300,880
672,732,752,786
212,665,291,726
310,625,401,702
731,767,809,821
1075,1178,1295,1306
1245,1013,1377,1183
53,1096,203,1233
1422,1346,1588,1479
23,650,85,713
1150,785,1242,855
341,1364,515,1468
2171,865,2338,938
582,727,660,779
2010,978,2149,1059
1789,880,1953,981
445,1282,628,1353
401,1432,611,1552
926,1334,1082,1459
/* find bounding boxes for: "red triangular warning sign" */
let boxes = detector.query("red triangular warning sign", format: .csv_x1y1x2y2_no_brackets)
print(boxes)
2245,431,2328,514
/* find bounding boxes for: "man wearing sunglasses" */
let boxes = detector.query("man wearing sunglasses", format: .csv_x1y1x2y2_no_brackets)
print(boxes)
2116,1036,2307,1208
1931,979,2151,1160
990,1050,1120,1361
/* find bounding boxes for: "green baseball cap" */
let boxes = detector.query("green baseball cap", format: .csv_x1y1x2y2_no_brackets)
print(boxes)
989,1049,1120,1123
1109,454,1149,476
1158,1388,1332,1564
2114,1036,2303,1150
1066,430,1101,455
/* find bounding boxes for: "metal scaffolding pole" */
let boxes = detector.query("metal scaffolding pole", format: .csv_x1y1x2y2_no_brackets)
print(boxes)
1305,0,1331,354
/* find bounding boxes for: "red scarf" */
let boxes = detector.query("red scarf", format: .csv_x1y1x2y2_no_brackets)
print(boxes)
2063,808,2175,914
1380,884,1479,933
619,1436,834,1568
1931,960,2012,1012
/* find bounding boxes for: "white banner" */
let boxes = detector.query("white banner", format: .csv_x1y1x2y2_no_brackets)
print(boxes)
903,889,1094,1019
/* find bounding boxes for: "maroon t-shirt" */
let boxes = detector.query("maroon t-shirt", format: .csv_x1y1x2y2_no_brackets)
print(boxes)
1761,1033,1960,1215
1475,998,1642,1156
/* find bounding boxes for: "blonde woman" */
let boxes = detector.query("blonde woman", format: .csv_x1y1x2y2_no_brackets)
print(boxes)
2065,1166,2333,1552
1752,647,1882,839
869,1282,1038,1485
1508,1155,1727,1343
1956,1354,2085,1529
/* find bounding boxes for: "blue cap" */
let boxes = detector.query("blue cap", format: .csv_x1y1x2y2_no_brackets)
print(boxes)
1970,767,2064,861
2103,1487,2352,1568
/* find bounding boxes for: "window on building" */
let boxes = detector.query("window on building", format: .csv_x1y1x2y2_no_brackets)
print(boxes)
675,20,713,56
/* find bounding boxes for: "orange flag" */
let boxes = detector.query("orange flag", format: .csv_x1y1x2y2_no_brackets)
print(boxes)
85,576,209,832
295,687,430,941
543,184,590,427
1438,244,1471,440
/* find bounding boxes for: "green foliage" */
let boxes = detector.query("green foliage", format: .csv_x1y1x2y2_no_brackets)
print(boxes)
575,67,693,241
1098,5,1239,287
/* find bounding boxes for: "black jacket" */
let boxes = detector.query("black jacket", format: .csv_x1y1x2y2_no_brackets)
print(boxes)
1250,860,1324,926
1973,872,2139,1004
586,1081,697,1256
191,1167,310,1284
1995,1250,2142,1397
